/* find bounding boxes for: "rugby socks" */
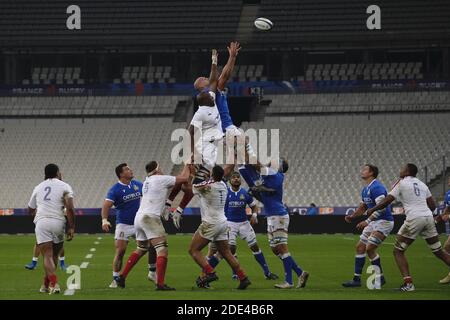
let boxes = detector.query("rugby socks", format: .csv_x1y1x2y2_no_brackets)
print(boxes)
148,263,156,273
280,253,294,285
203,263,214,275
48,274,58,286
156,256,168,287
59,256,66,268
354,254,366,281
235,268,247,281
286,254,303,276
403,276,413,284
370,254,383,275
120,252,141,278
207,255,221,269
253,250,270,276
113,271,120,278
43,276,49,288
30,257,38,267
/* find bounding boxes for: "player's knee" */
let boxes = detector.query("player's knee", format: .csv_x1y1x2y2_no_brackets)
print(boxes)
428,241,443,253
154,241,168,256
136,243,148,253
367,235,383,248
393,240,409,253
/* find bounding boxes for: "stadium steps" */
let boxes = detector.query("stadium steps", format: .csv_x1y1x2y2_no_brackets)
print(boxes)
173,99,192,123
235,3,259,44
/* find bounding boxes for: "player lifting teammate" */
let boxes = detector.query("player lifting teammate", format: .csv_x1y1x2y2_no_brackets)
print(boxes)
204,172,278,281
189,166,251,290
116,162,192,290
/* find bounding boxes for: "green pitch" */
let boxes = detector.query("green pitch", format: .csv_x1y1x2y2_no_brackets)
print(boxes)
0,233,449,300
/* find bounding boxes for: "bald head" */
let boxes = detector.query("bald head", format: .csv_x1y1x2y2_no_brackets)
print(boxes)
194,77,209,91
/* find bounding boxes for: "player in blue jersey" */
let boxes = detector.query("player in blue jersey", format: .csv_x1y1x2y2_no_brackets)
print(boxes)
243,157,309,289
437,177,450,284
204,172,278,281
101,163,157,288
343,164,394,287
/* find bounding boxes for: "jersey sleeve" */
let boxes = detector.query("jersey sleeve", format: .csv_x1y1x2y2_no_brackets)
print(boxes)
190,109,204,127
425,186,432,198
28,187,37,209
446,192,450,207
244,190,257,207
371,185,387,204
105,186,117,204
64,183,75,199
389,180,402,200
162,176,176,188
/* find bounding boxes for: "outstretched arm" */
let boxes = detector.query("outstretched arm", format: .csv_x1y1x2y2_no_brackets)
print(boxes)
208,49,219,92
218,42,241,91
366,195,395,221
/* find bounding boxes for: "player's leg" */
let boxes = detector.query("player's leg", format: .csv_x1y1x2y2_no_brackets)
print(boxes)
165,181,194,218
150,236,174,290
206,242,222,269
38,241,61,294
365,231,387,286
216,240,251,290
25,243,40,270
111,238,128,285
243,221,277,279
425,235,450,265
439,236,450,284
58,247,66,271
147,244,157,283
189,231,213,273
267,215,308,289
393,234,415,291
342,239,366,287
116,240,147,288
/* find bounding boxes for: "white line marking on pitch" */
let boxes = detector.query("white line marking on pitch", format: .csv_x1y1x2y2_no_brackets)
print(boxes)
94,241,100,245
64,289,75,295
90,248,96,252
97,237,102,240
80,262,89,268
85,254,93,259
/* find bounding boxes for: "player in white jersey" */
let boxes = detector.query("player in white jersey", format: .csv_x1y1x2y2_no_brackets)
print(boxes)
189,49,224,185
27,164,75,294
366,163,450,291
116,162,192,291
188,165,251,290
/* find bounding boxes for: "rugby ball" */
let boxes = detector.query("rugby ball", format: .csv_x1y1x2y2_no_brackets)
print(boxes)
254,17,273,31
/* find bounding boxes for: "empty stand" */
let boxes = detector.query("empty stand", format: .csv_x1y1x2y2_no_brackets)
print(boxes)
0,112,448,208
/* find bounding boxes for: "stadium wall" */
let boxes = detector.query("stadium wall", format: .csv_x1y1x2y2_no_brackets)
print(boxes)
0,215,447,235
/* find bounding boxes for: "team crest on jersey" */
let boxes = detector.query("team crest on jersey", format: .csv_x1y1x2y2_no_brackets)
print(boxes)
133,185,139,191
240,194,245,200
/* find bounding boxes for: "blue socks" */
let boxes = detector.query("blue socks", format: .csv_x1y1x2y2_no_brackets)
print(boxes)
354,254,366,281
253,250,270,276
280,253,303,285
370,254,383,275
207,255,221,269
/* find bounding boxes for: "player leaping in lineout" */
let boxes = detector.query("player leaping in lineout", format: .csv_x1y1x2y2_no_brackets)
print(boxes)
163,42,258,228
